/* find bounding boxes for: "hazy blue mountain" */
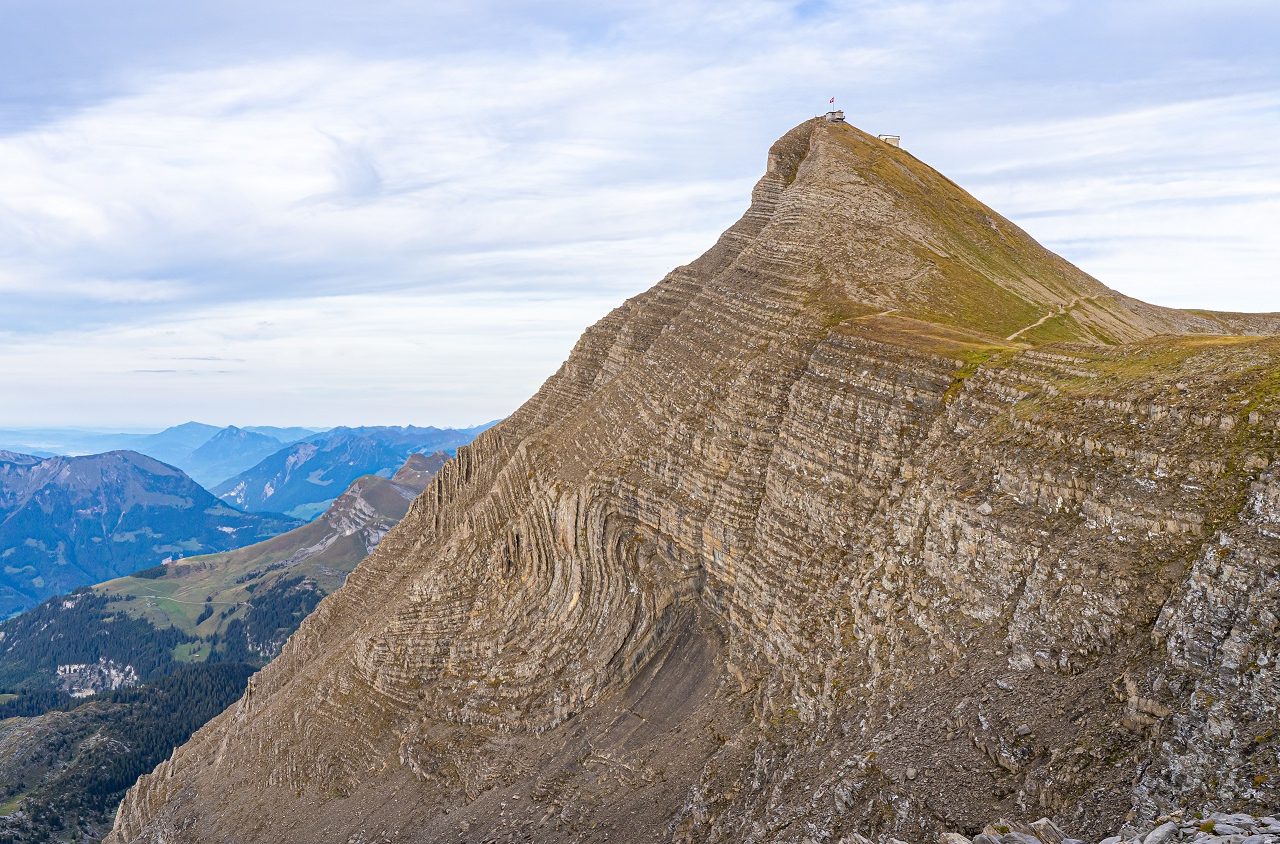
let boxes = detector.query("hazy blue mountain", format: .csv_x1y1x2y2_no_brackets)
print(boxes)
125,422,224,464
0,450,299,616
0,423,322,466
180,426,285,488
0,423,331,489
214,423,493,519
0,444,57,458
0,422,220,461
129,423,329,487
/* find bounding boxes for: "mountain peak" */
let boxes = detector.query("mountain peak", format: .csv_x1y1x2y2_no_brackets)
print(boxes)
754,117,1280,346
160,421,221,436
110,124,1280,843
198,425,276,447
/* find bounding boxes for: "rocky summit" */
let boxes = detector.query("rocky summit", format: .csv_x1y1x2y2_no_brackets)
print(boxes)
108,119,1280,843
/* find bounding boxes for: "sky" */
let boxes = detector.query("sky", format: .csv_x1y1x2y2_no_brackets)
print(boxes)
0,1,1277,429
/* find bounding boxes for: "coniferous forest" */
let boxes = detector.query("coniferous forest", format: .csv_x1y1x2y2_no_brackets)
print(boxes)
0,576,326,842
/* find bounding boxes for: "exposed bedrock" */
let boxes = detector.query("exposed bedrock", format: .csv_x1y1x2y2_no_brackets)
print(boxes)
110,120,1280,843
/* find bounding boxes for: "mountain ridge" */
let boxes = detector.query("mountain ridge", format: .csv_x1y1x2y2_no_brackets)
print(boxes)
0,449,298,617
212,423,495,519
0,422,323,479
110,119,1280,843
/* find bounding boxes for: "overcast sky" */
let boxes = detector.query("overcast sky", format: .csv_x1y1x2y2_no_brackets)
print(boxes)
1,0,1277,429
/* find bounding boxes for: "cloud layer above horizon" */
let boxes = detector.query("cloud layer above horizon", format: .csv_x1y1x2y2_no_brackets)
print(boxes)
1,0,1277,428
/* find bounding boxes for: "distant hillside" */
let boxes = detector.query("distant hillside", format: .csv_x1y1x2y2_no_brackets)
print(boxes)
0,452,441,692
0,663,255,843
0,423,327,489
105,451,447,656
214,424,492,519
0,453,445,841
122,422,224,465
179,426,284,488
0,450,298,617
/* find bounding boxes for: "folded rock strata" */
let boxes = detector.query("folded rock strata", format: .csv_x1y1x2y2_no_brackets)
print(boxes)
109,119,1280,843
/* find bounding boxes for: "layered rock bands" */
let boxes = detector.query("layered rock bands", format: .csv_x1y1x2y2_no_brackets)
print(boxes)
110,120,1280,843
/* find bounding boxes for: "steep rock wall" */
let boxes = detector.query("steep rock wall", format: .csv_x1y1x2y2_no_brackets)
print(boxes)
110,120,1280,843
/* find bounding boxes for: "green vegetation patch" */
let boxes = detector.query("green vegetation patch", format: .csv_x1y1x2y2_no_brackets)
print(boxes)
0,791,27,817
903,247,1044,340
1018,309,1087,345
285,500,332,521
171,642,210,664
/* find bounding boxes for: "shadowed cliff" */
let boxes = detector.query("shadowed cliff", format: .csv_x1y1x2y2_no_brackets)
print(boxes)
109,119,1280,843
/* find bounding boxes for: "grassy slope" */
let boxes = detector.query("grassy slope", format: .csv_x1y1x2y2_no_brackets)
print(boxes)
813,122,1280,351
99,472,423,646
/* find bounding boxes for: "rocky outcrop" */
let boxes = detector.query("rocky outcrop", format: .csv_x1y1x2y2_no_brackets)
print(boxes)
109,120,1280,843
55,657,140,697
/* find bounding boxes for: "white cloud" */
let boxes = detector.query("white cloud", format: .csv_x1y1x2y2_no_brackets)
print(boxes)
0,0,1275,426
0,290,619,428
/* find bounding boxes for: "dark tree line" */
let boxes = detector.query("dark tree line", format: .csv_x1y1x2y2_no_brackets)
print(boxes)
209,575,322,663
0,590,190,695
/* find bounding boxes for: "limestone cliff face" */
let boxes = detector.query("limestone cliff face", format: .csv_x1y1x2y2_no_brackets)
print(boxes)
109,120,1280,844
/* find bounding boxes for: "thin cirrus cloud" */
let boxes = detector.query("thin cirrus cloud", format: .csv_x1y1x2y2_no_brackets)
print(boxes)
936,91,1280,309
0,0,1276,427
3,290,624,429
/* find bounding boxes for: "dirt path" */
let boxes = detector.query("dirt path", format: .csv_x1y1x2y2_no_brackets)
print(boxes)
134,594,243,606
1006,296,1096,342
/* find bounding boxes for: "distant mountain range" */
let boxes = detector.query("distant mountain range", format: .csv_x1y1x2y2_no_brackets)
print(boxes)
0,423,321,489
0,421,494,617
0,453,446,841
0,422,492,497
214,424,494,519
115,422,224,465
0,450,299,617
103,450,447,660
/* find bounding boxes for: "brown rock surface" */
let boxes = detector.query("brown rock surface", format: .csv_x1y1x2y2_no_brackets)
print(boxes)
108,119,1280,843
